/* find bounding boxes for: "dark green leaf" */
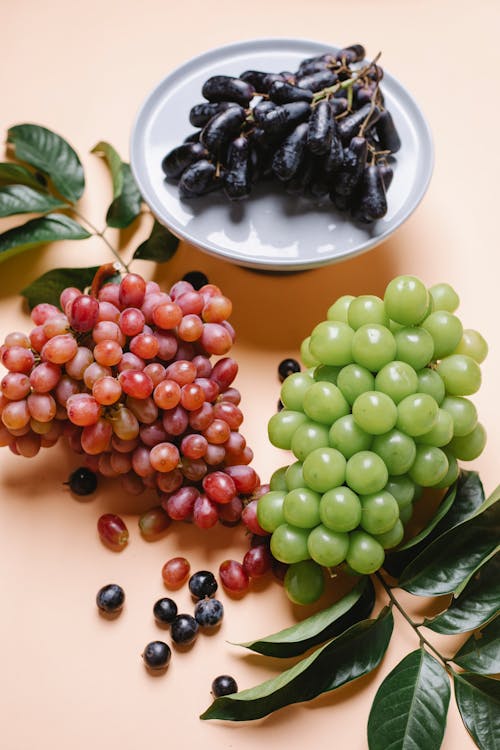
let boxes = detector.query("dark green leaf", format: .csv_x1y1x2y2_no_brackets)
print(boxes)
398,484,457,553
454,616,500,675
0,162,47,190
91,142,123,198
236,578,375,657
454,673,500,750
200,606,394,721
7,124,84,202
0,185,68,217
425,555,500,634
399,502,499,597
21,266,100,309
0,213,90,263
367,648,450,750
133,220,179,262
106,164,142,229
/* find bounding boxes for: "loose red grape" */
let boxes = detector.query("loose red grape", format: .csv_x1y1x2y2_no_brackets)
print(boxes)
97,513,129,548
162,556,190,588
243,545,272,577
139,507,171,538
219,560,249,592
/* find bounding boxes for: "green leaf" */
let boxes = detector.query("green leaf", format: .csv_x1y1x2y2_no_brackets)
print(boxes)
367,648,451,750
0,213,90,263
133,220,179,262
425,555,500,634
21,266,100,309
0,185,68,218
91,141,123,198
454,616,500,675
236,578,375,658
401,483,458,553
91,143,141,229
7,124,84,202
0,162,47,190
453,673,500,750
200,606,394,721
399,502,499,597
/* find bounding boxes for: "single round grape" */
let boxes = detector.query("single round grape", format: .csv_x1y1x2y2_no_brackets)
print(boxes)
319,486,362,532
408,445,449,486
347,295,389,329
278,358,301,381
433,450,460,489
284,560,324,605
345,451,388,495
269,466,288,491
283,487,321,528
268,409,308,449
346,531,385,575
270,523,310,564
283,461,304,490
374,519,404,549
307,524,349,567
291,420,330,461
142,640,171,670
188,570,218,599
280,370,314,411
394,327,434,370
300,336,320,367
384,275,429,325
97,513,129,548
416,409,454,447
328,414,372,459
302,381,350,425
384,475,417,508
162,557,190,588
429,282,459,313
441,396,478,436
96,583,125,613
448,423,486,461
211,675,238,698
326,294,355,323
194,598,224,627
153,597,178,624
313,364,342,384
351,324,397,371
171,614,199,645
375,361,418,404
453,329,488,364
302,447,347,493
396,393,439,436
436,354,481,396
336,363,375,405
256,491,286,532
372,429,416,475
352,391,398,435
67,467,97,495
360,491,399,535
421,311,463,359
309,320,355,366
416,368,446,404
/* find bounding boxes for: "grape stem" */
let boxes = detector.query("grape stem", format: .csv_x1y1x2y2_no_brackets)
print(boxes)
71,209,130,272
312,52,383,105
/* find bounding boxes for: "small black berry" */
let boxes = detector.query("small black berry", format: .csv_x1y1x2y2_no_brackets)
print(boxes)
142,640,171,670
67,467,97,496
278,358,301,382
182,270,209,290
153,597,178,625
194,598,224,628
96,583,125,613
188,570,218,599
170,614,199,645
211,675,238,697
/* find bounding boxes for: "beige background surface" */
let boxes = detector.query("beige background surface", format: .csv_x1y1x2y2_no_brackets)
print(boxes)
1,1,498,748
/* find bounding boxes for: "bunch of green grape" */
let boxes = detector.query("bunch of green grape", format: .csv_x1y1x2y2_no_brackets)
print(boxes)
259,275,488,604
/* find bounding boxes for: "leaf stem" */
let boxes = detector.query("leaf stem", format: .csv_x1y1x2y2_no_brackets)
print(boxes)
71,208,129,272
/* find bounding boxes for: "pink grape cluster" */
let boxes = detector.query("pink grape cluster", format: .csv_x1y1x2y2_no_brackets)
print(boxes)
0,272,261,528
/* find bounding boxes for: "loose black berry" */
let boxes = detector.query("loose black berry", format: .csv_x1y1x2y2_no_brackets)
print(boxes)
188,570,218,599
153,597,178,625
170,614,199,645
182,271,209,289
194,598,224,628
96,583,125,613
142,640,171,670
278,358,301,381
67,466,97,496
211,675,238,697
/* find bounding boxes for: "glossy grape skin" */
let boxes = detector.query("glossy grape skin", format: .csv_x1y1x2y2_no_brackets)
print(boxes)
256,490,286,532
285,461,306,490
314,365,342,385
345,451,388,495
346,531,385,575
309,320,355,367
336,103,381,144
179,160,218,198
278,358,301,381
396,393,439,437
394,327,435,370
433,450,460,489
283,487,321,528
408,445,449,486
448,423,486,461
436,354,481,396
327,295,355,323
385,475,418,509
202,75,255,106
328,414,372,459
67,466,97,495
384,276,429,326
284,560,324,605
453,329,488,364
352,391,398,435
270,523,310,564
441,395,478,436
259,101,311,136
142,641,171,670
211,675,238,697
333,136,368,199
96,583,125,613
161,142,207,179
97,514,129,548
269,466,288,491
429,283,460,312
189,101,238,128
307,525,349,567
268,80,313,104
319,486,361,532
374,519,404,549
374,110,401,153
336,364,374,405
416,368,446,405
360,491,399,535
162,557,190,588
421,311,463,359
375,361,418,404
296,69,337,92
200,106,246,154
224,136,251,200
372,429,416,475
351,324,397,371
302,447,346,493
307,100,333,155
300,336,320,367
291,421,330,461
356,164,388,222
416,409,454,447
302,381,350,425
268,409,308,449
170,614,199,645
347,296,389,330
153,597,178,624
280,371,314,411
272,122,309,181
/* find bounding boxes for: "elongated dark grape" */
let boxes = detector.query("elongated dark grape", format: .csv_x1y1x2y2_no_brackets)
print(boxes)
202,76,255,107
378,163,394,190
297,60,330,76
307,100,333,155
259,101,311,136
200,106,246,153
375,110,401,153
284,154,315,195
253,100,277,123
272,122,309,181
296,69,338,92
262,72,295,91
304,156,330,199
357,164,388,221
224,136,251,200
161,142,207,179
268,80,313,104
324,126,344,175
239,70,271,91
367,64,384,82
331,97,348,115
179,160,217,198
336,102,381,144
336,44,366,63
333,136,368,197
189,101,239,128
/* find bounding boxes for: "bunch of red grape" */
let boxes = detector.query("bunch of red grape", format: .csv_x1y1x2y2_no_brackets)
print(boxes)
0,271,260,528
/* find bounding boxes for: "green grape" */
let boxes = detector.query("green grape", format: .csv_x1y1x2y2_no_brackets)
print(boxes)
327,294,355,323
385,475,418,508
319,486,362,532
302,447,347,493
441,395,478,436
347,295,389,329
421,311,463,359
300,336,320,367
345,451,388,495
280,370,314,411
389,320,404,333
352,391,398,435
429,282,460,313
453,329,488,364
375,360,419,404
360,491,400,534
384,275,429,325
283,487,322,528
268,409,308,449
436,354,481,396
309,320,355,366
284,560,325,605
302,381,350,425
336,363,375,405
314,364,341,384
374,519,404,549
399,503,413,524
416,368,446,404
307,525,349,567
346,530,385,574
408,445,449,486
416,408,454,447
328,414,372,459
269,466,288,491
256,491,286,532
433,449,460,489
351,324,397,371
396,393,439,436
448,423,486,461
372,429,416,475
394,327,435,370
291,421,330,461
285,461,305,490
270,523,310,564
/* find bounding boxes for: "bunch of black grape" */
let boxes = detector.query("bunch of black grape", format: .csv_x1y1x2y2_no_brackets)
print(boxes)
161,44,401,223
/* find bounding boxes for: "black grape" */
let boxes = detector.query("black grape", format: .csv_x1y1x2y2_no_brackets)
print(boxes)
189,101,239,128
336,44,366,63
272,122,309,181
258,101,311,136
336,102,381,144
375,110,401,153
224,137,251,200
202,76,255,107
307,100,334,155
200,106,246,153
268,80,313,104
179,160,219,198
296,69,338,92
357,164,388,220
161,142,207,179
